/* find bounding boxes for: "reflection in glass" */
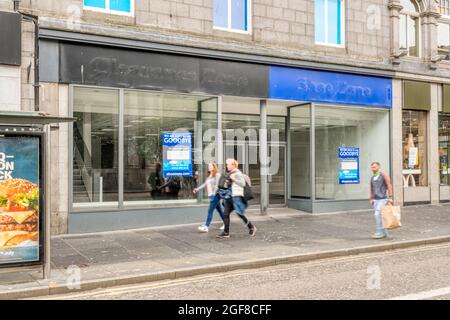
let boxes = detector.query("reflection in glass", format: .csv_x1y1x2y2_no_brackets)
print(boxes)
222,114,286,206
402,110,428,187
438,23,450,61
289,106,311,199
408,16,418,57
315,106,390,201
123,91,214,207
73,87,119,208
399,0,420,58
439,115,450,185
399,14,407,52
231,0,247,31
213,0,228,28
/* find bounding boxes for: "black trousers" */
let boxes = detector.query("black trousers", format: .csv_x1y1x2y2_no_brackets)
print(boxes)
222,198,254,234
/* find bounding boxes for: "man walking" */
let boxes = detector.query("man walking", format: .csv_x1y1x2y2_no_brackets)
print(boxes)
370,162,393,239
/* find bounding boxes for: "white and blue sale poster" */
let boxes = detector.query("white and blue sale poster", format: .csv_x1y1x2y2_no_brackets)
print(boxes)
338,147,360,184
0,136,40,265
162,132,192,178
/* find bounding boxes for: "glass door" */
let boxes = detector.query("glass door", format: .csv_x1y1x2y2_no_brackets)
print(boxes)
288,104,311,201
223,141,286,207
247,142,261,206
269,143,286,205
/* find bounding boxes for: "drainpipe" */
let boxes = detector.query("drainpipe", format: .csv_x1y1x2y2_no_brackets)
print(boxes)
13,0,40,111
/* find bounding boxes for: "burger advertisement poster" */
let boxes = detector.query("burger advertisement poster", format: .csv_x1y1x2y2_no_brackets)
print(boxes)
0,135,41,265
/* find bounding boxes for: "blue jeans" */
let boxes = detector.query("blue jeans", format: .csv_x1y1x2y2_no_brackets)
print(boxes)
232,196,248,215
205,194,225,227
373,199,389,236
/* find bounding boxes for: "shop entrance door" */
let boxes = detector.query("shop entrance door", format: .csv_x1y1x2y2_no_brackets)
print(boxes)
223,141,286,206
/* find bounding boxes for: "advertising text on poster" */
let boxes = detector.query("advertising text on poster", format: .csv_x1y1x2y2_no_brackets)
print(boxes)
162,132,193,178
338,147,360,185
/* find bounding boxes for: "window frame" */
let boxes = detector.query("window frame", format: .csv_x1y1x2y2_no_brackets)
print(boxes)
314,0,346,48
399,1,421,58
439,0,450,18
402,109,429,187
83,0,135,17
213,0,252,34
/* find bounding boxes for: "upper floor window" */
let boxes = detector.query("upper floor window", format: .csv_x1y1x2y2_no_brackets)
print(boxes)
439,0,450,16
315,0,345,46
399,0,420,57
83,0,134,16
438,23,450,60
213,0,250,33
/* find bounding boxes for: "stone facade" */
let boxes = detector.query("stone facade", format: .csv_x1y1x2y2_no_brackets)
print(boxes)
1,0,450,234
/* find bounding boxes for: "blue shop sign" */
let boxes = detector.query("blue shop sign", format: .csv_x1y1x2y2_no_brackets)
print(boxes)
338,147,360,184
269,66,392,108
162,132,193,177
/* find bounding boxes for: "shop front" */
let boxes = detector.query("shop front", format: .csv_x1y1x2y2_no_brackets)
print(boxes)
270,66,392,213
39,39,393,233
439,84,450,202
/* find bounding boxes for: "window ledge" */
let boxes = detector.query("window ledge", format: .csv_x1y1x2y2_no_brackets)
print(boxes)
212,26,251,35
399,56,422,62
314,43,347,53
315,42,345,49
84,7,134,17
211,28,253,42
82,9,135,25
437,60,450,70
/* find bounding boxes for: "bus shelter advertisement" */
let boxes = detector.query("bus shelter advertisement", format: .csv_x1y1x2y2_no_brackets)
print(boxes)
0,135,40,265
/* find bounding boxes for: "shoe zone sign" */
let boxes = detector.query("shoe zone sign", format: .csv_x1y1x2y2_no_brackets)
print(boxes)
338,147,360,184
269,66,392,108
162,132,193,178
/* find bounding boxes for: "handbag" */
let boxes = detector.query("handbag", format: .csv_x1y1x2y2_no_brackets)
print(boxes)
381,204,402,229
243,174,254,201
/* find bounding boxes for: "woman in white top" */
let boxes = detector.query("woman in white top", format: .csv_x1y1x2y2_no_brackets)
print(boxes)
193,162,225,233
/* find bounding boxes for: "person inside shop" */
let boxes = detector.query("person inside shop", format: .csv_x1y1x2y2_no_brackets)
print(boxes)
160,175,182,199
148,162,164,200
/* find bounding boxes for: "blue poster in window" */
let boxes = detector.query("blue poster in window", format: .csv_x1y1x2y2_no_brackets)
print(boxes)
338,147,360,184
162,132,192,178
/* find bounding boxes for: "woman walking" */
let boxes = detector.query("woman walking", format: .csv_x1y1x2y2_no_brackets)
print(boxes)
193,162,225,233
216,158,256,239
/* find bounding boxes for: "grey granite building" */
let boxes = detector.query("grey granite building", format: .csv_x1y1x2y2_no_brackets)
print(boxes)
0,0,449,235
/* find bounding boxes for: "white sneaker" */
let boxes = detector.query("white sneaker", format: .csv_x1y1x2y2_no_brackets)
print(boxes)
198,225,209,233
220,224,225,231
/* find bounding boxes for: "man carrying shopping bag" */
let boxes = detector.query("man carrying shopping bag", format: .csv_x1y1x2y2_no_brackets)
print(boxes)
369,162,394,239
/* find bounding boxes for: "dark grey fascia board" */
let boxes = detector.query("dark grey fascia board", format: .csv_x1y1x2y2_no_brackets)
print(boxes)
39,28,397,78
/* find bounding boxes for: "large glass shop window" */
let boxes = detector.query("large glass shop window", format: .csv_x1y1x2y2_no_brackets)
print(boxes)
402,110,428,187
289,106,311,200
315,106,390,201
72,87,217,209
72,87,120,209
123,90,211,207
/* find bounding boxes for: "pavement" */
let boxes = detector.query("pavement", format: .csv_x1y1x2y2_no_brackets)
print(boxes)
1,204,450,299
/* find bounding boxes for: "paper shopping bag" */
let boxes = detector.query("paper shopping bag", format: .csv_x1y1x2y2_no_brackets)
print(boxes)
381,205,402,229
